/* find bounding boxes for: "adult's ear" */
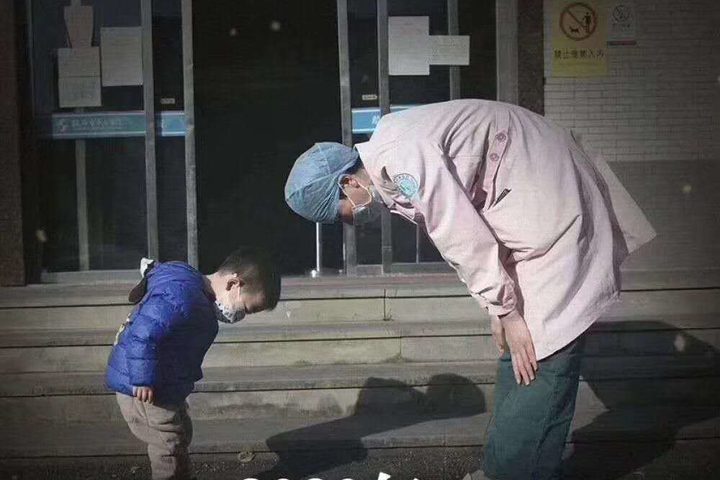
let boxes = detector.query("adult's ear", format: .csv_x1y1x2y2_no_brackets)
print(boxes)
339,174,360,189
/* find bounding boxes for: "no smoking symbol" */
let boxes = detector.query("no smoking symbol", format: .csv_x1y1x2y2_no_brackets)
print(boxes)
560,2,597,41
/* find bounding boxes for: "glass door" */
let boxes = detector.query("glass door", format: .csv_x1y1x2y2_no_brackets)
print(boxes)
336,0,496,276
27,0,197,282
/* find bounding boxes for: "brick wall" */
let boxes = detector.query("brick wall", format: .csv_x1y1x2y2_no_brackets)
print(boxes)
542,0,720,274
543,0,720,163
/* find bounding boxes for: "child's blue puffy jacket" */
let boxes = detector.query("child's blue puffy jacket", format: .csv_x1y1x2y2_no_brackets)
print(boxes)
105,262,219,405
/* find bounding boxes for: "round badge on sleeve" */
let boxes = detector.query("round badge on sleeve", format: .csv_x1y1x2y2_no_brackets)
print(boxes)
392,173,419,200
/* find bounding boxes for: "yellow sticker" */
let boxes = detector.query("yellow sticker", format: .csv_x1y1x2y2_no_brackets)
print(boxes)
113,316,132,346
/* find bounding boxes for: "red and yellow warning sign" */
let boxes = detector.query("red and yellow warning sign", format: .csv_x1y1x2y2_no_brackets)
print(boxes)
552,0,608,76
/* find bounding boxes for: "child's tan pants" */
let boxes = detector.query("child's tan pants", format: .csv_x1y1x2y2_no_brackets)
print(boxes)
116,393,193,480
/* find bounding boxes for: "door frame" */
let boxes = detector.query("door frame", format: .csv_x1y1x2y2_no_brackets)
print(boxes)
329,0,518,277
27,0,198,282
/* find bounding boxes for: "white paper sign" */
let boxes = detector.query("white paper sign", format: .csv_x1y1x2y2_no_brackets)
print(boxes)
101,27,143,86
59,77,101,108
428,36,470,65
58,47,100,78
389,16,429,76
389,15,428,36
607,1,637,45
64,5,93,48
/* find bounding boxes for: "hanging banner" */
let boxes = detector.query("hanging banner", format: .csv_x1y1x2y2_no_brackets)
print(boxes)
552,0,608,76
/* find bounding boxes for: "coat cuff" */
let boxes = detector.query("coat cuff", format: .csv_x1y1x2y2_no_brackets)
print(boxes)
471,292,517,317
128,360,157,387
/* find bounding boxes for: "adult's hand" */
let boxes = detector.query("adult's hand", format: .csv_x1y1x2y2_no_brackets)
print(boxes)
133,385,154,404
490,314,506,354
498,309,538,385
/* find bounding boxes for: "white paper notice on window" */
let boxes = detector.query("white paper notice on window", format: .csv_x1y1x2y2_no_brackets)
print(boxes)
64,5,94,48
428,36,470,65
101,27,143,86
58,47,100,78
59,77,101,108
389,16,429,76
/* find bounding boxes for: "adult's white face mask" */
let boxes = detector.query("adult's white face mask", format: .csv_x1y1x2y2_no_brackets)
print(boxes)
342,181,384,226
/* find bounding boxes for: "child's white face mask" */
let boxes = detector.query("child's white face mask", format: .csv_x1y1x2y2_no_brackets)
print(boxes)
214,290,246,324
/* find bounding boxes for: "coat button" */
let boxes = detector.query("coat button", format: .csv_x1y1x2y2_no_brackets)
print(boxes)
495,132,507,142
489,153,500,162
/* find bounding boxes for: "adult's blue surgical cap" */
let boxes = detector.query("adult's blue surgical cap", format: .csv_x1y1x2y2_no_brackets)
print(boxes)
285,142,359,223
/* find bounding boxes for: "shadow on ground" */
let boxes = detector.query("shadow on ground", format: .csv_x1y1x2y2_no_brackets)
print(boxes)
257,374,486,480
256,321,720,480
562,321,720,479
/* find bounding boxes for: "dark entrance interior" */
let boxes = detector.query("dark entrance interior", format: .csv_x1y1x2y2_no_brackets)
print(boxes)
194,0,343,274
193,0,496,275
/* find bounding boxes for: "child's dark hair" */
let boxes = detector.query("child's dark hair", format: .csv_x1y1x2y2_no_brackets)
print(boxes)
217,246,281,310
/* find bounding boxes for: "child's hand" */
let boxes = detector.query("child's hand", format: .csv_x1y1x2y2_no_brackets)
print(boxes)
133,386,154,404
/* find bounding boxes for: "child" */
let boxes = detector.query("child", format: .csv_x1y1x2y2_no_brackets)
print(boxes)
105,247,281,480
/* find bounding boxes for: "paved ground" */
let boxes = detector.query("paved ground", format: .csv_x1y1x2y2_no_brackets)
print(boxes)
2,440,718,480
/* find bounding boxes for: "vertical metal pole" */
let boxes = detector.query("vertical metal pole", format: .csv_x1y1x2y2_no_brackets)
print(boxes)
141,0,159,259
314,226,324,275
315,223,323,274
413,0,459,264
496,0,519,104
448,0,461,100
182,0,198,267
337,0,357,276
26,0,36,119
75,137,90,270
377,0,390,116
377,0,392,275
65,2,92,271
415,223,421,263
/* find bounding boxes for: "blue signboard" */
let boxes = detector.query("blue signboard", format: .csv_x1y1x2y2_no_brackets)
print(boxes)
37,105,420,140
351,105,418,134
36,111,187,139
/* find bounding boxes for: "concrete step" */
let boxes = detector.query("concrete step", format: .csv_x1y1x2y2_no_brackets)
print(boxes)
2,270,719,307
2,377,717,427
2,311,719,349
1,284,718,330
0,297,386,330
3,406,719,459
0,321,484,372
1,320,717,372
0,321,486,348
5,355,718,398
1,357,717,424
386,289,720,324
2,276,717,464
8,307,720,350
